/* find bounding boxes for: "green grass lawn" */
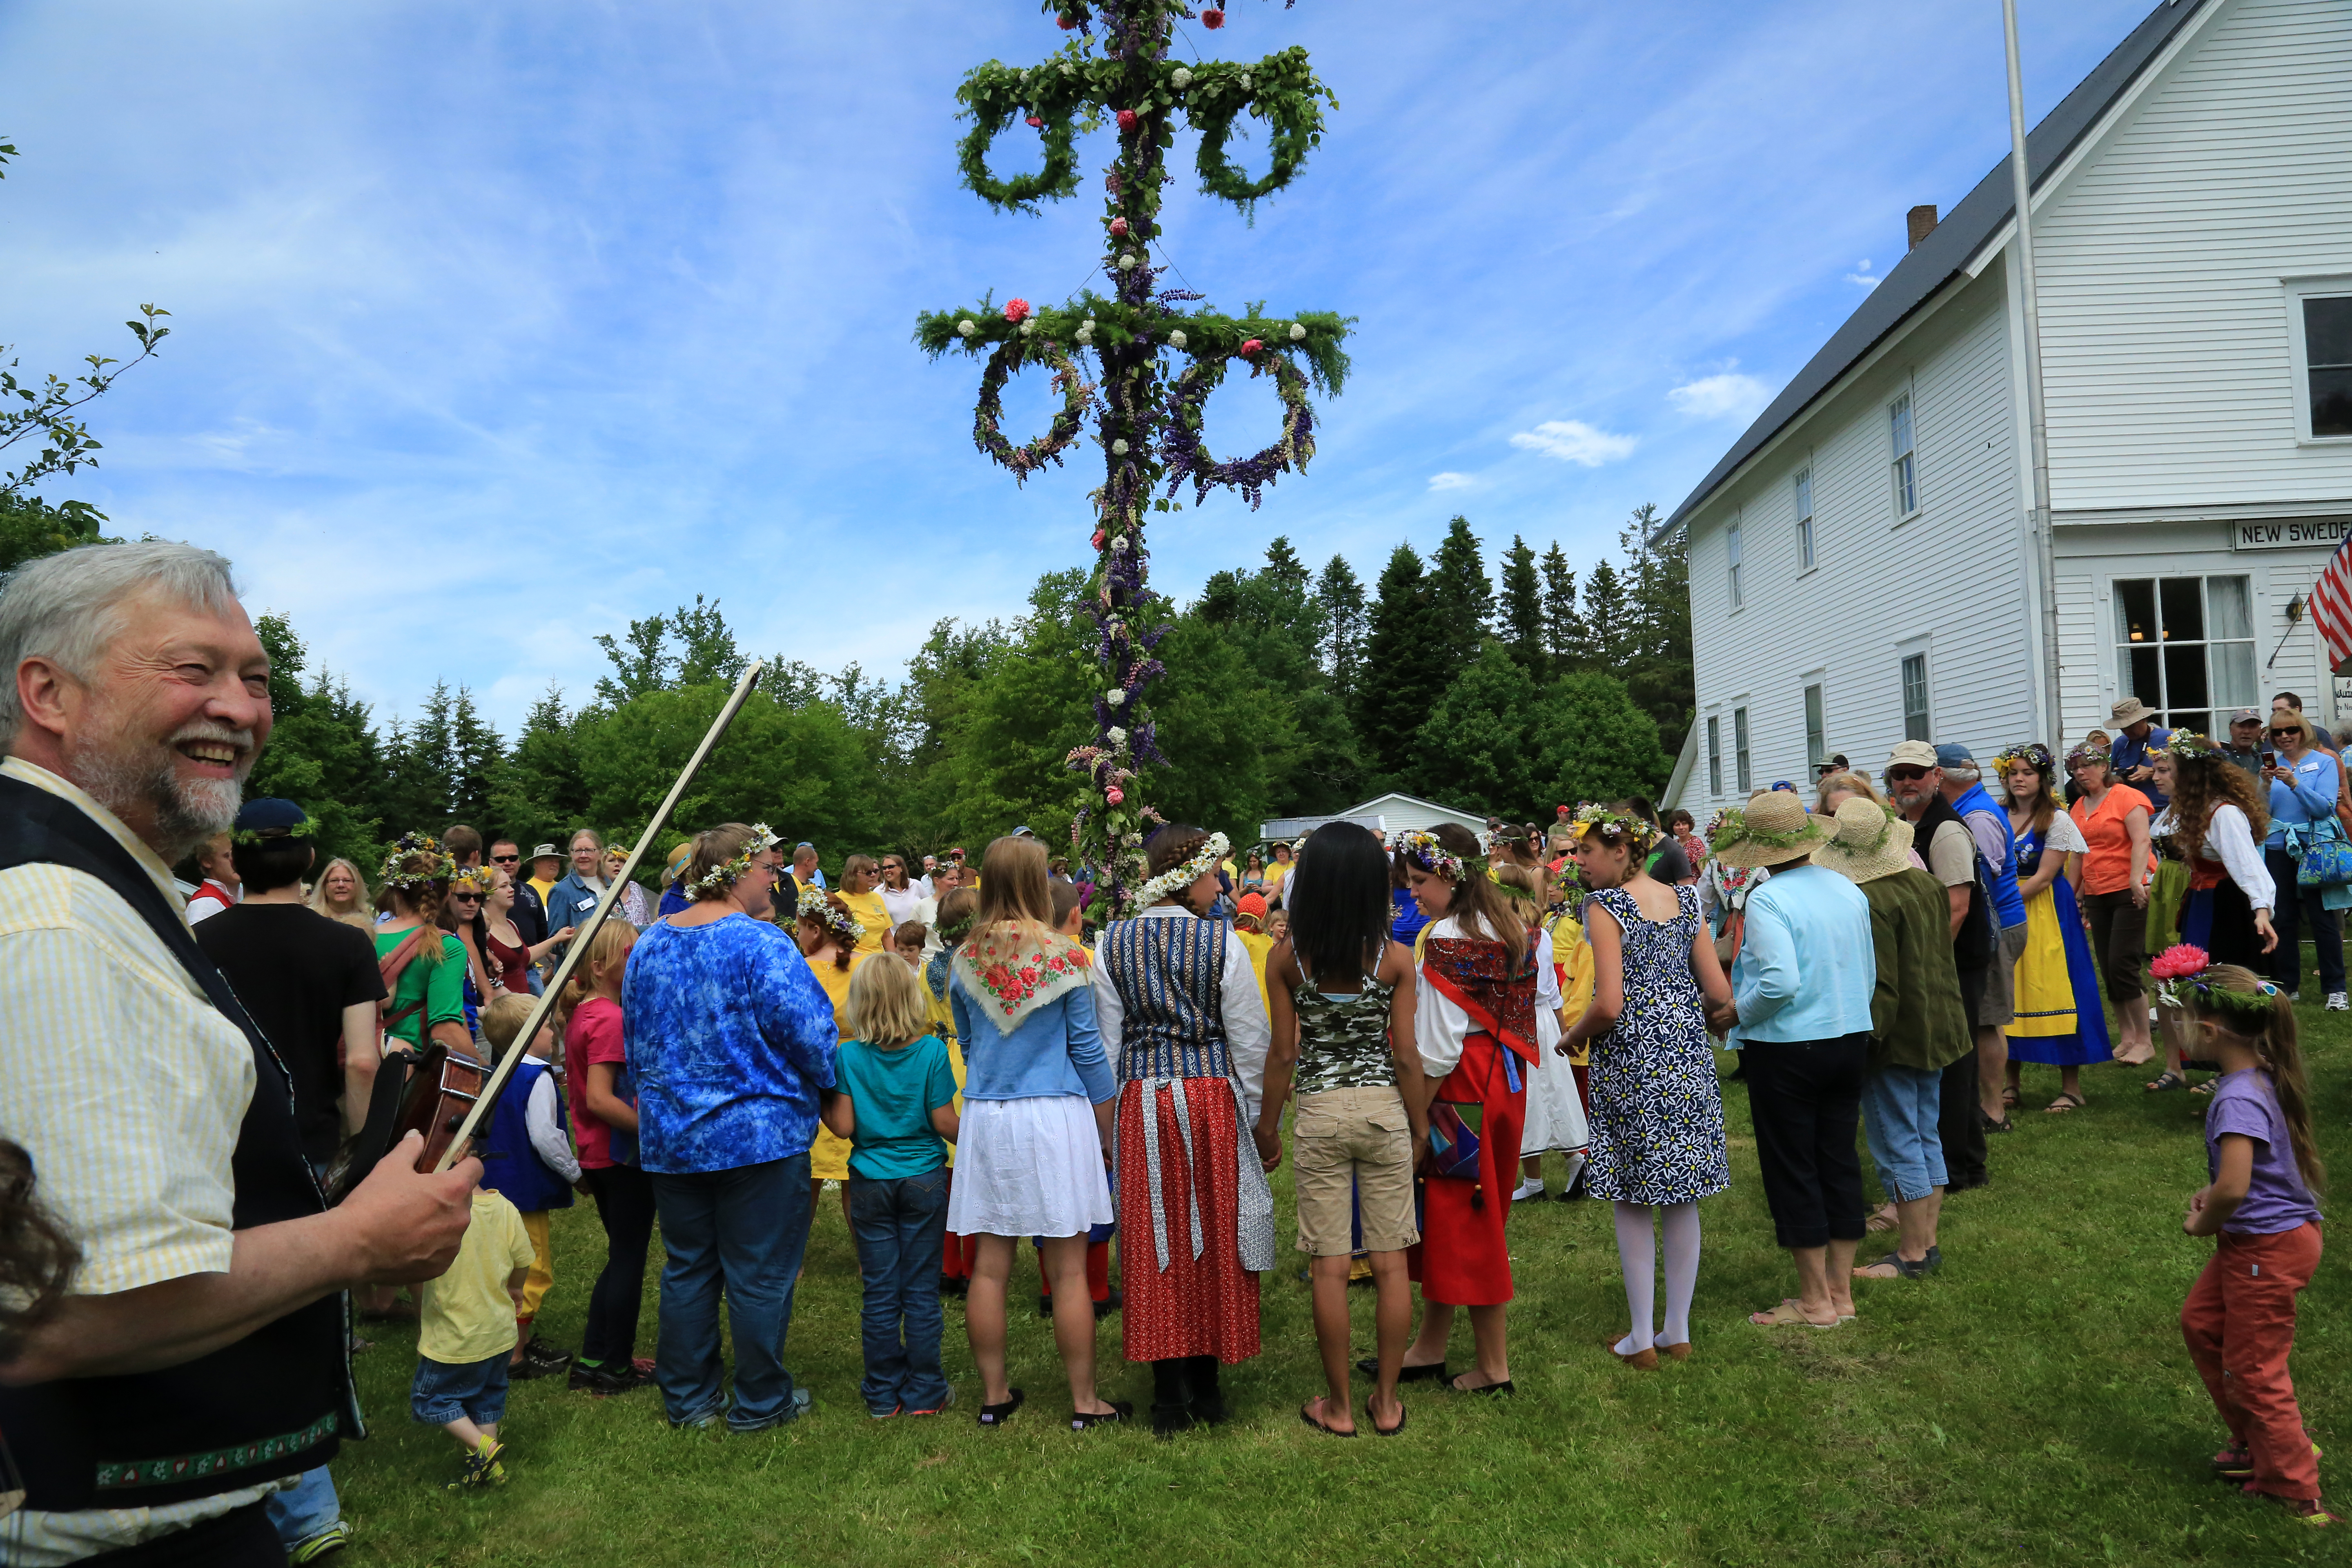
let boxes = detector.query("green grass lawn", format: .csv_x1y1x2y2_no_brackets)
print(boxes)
335,987,2352,1566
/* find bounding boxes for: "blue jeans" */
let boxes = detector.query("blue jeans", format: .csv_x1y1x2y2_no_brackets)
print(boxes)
649,1154,813,1431
266,1465,341,1548
1861,1063,1948,1204
847,1168,953,1414
410,1352,511,1427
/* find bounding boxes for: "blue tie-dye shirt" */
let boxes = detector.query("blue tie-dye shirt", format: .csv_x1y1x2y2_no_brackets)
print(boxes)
622,913,840,1174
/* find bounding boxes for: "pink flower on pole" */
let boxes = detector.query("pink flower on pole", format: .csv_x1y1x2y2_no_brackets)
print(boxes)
1107,787,1125,805
1109,216,1129,238
1202,8,1225,29
1240,337,1263,356
1004,298,1031,324
1116,109,1138,132
1027,114,1045,128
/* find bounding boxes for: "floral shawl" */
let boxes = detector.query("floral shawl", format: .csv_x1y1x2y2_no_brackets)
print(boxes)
1422,935,1540,1066
949,923,1092,1032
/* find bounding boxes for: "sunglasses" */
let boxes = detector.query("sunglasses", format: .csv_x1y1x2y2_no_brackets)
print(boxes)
490,853,520,864
1886,766,1932,782
2269,729,2299,739
450,891,481,903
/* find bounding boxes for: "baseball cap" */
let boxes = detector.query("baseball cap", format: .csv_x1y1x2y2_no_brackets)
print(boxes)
2226,707,2262,726
1884,739,1939,772
1933,742,1976,770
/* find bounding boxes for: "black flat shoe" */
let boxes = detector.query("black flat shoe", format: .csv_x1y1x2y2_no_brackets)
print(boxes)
1093,1288,1123,1321
978,1388,1025,1428
1356,1357,1448,1383
1150,1403,1196,1439
1452,1374,1515,1396
1071,1399,1132,1430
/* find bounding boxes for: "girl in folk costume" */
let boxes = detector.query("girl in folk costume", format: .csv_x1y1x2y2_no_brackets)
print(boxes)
1495,861,1590,1203
1993,743,2112,1112
2147,737,2280,1091
946,836,1125,1429
1562,806,1733,1368
797,885,872,1218
1392,823,1540,1394
1091,826,1276,1437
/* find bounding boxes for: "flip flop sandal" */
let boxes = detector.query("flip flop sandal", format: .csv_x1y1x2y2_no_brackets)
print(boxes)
2190,1079,2214,1096
1750,1301,1839,1328
1299,1400,1356,1437
1451,1374,1515,1395
1865,1208,1900,1234
2145,1070,2187,1093
2045,1091,2087,1114
1368,1398,1409,1437
1783,1295,1856,1323
2000,1086,2021,1108
1979,1109,2016,1134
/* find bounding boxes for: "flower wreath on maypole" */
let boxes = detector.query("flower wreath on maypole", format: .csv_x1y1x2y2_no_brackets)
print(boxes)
915,0,1352,923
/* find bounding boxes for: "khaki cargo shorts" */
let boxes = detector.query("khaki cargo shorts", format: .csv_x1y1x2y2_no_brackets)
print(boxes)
1292,1085,1418,1256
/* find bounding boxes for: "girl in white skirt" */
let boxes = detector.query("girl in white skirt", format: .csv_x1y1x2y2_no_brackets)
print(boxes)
946,835,1127,1430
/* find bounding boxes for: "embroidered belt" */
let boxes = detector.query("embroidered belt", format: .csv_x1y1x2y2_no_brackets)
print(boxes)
94,1412,340,1491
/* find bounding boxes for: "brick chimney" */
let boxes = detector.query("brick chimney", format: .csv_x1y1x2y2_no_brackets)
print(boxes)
1907,204,1940,251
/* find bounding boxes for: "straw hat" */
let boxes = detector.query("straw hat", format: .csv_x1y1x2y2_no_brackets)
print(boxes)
1708,790,1833,869
2110,696,2158,728
1812,797,1916,885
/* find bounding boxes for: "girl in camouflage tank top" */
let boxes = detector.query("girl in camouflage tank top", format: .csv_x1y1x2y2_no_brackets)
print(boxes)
1291,969,1399,1094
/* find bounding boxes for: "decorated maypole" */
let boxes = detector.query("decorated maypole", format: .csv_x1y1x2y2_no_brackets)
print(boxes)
915,0,1349,920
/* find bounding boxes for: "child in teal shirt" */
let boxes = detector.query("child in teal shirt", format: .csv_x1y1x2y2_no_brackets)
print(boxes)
821,955,960,1417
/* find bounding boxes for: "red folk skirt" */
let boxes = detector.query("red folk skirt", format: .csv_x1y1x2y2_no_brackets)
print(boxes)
1116,1076,1262,1365
1408,1032,1526,1307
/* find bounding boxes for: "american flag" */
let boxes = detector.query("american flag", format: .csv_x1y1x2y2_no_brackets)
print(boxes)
2313,535,2352,673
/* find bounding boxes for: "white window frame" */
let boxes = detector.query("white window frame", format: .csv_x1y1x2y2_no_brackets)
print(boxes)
2283,274,2352,446
2109,572,2258,735
1802,681,1826,770
1732,705,1753,794
1793,466,1815,571
1706,714,1723,798
1726,516,1744,610
1889,392,1918,518
1898,643,1931,742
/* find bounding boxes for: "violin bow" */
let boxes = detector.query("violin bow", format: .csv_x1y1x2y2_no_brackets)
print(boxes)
430,658,768,1173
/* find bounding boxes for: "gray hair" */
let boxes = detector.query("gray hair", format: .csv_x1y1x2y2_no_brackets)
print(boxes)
1944,764,1981,785
0,542,242,746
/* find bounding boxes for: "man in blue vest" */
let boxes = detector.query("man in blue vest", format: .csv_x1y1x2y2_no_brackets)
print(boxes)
0,541,479,1566
1937,743,2028,1136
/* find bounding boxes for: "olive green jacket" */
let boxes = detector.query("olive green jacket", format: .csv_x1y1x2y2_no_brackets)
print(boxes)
1860,869,1974,1073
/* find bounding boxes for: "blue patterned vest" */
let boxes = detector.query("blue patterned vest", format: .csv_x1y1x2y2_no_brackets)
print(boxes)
1103,913,1233,1082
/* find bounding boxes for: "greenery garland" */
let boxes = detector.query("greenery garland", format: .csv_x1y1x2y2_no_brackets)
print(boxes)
1702,806,1820,854
1160,348,1314,507
1184,49,1337,215
972,337,1098,483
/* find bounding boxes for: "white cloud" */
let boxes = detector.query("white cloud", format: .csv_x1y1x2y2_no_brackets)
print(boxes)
1509,420,1638,468
1666,370,1773,423
1846,259,1882,287
1427,471,1477,492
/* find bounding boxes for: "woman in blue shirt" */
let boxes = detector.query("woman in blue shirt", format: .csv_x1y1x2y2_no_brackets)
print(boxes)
946,835,1124,1430
2259,710,2346,1008
623,822,838,1434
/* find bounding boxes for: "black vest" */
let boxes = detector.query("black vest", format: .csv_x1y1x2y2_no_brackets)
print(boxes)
0,775,352,1511
1913,790,1995,971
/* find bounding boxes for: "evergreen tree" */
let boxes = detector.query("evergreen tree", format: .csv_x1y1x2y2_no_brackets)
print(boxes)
1427,514,1492,668
381,683,456,833
1262,535,1312,598
1499,535,1545,676
1410,641,1539,813
1620,506,1695,744
243,612,383,866
1315,554,1366,706
447,687,506,828
496,684,591,852
1529,670,1671,804
1540,542,1588,671
1355,543,1451,786
1584,559,1630,670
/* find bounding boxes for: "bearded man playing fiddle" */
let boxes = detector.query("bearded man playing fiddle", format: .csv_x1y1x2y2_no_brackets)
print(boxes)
0,543,477,1566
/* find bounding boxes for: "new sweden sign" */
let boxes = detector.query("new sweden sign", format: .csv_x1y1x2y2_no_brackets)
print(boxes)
2232,517,2352,551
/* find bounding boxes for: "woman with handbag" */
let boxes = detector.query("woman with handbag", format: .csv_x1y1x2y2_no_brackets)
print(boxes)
1389,823,1540,1394
1091,826,1274,1437
1563,806,1733,1365
2258,709,2347,1009
2145,736,2280,1091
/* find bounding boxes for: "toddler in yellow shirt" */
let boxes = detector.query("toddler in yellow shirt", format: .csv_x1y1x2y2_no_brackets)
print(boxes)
411,1178,539,1489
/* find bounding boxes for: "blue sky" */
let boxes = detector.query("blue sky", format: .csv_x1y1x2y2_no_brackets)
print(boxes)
1,0,2158,732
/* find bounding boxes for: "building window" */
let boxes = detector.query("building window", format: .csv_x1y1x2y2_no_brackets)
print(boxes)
1794,468,1815,569
1901,653,1930,742
1733,707,1752,793
1803,683,1826,770
1889,393,1918,516
2113,574,2257,738
1707,715,1723,797
1726,520,1744,609
2303,294,2352,439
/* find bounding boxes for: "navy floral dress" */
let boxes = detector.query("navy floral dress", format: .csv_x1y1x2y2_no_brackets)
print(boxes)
1579,885,1730,1206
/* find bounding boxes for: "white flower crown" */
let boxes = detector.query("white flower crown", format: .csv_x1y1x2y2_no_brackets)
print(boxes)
1137,831,1230,907
690,822,779,896
796,880,865,945
1393,829,1467,880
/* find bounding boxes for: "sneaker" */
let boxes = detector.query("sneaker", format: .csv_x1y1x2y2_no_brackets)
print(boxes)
287,1521,353,1563
569,1360,648,1395
870,1403,902,1420
1510,1178,1546,1203
730,1387,815,1434
907,1387,960,1417
447,1442,507,1489
2244,1483,2336,1526
522,1338,574,1372
2329,993,2348,1011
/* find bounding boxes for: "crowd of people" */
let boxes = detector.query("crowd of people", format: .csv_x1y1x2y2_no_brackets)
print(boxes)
0,541,2338,1568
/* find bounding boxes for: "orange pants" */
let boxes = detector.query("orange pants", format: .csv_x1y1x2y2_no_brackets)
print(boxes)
2181,1222,2324,1501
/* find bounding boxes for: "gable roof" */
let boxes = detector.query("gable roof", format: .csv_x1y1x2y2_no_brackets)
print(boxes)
1652,0,2215,545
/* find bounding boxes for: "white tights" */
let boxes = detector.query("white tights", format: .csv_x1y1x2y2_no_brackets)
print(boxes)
1612,1200,1702,1354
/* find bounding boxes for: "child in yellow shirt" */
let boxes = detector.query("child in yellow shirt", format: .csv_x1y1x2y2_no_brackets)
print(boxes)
412,1178,539,1489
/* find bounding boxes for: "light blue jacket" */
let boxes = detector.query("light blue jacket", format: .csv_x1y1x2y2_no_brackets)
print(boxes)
950,973,1116,1104
1731,864,1877,1045
2265,749,2341,850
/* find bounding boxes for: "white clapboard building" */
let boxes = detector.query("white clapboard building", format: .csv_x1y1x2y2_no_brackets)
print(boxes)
1659,0,2352,814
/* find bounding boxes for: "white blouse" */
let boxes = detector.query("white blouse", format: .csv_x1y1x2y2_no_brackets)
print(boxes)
2152,802,2276,911
1415,915,1552,1081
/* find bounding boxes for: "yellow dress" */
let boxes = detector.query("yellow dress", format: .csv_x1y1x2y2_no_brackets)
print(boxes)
840,888,889,953
1542,910,1597,1065
922,956,963,1169
1236,928,1276,1013
808,947,871,1180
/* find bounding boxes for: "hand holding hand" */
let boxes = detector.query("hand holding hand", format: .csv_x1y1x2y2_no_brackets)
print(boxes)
1251,1123,1282,1172
338,1131,480,1285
